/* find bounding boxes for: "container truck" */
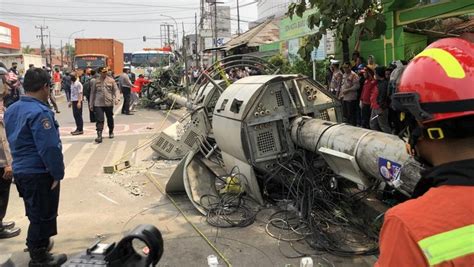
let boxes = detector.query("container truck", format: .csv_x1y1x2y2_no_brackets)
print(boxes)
74,38,124,75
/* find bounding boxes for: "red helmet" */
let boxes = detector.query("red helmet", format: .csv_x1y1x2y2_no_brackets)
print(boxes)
393,38,474,124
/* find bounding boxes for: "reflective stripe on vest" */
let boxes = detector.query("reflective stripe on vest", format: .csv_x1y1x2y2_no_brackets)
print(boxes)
418,224,474,266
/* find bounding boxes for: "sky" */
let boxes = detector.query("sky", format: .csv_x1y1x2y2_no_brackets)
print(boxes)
0,0,259,52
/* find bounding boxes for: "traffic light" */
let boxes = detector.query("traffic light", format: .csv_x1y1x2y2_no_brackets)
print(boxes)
143,36,146,42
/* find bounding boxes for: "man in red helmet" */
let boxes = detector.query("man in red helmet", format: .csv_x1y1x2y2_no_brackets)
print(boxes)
376,38,474,266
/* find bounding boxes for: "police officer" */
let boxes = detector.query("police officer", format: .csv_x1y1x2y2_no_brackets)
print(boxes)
90,67,120,143
4,68,67,266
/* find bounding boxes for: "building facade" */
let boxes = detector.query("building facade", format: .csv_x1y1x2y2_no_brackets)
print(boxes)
0,22,20,54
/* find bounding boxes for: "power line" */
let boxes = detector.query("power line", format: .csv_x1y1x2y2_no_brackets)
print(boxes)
0,1,200,10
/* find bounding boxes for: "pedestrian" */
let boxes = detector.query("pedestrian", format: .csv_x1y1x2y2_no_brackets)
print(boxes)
131,74,149,112
46,67,60,114
4,67,67,266
369,66,391,133
3,67,21,108
388,60,407,133
376,37,474,266
69,73,84,135
53,68,61,96
90,67,120,143
61,71,72,102
118,67,133,115
367,55,377,71
83,69,97,123
329,60,343,96
359,67,376,129
340,62,360,126
0,63,21,240
9,62,19,76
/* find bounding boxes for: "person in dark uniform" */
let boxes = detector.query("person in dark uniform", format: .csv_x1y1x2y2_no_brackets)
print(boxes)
4,68,67,266
83,69,97,123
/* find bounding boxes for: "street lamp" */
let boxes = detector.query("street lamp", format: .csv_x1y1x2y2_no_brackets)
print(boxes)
67,29,85,67
160,14,179,48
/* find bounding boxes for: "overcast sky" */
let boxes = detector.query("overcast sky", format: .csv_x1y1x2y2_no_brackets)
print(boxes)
0,0,258,52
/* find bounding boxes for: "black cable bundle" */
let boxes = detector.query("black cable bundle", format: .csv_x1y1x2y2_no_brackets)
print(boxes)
200,166,258,228
260,150,380,257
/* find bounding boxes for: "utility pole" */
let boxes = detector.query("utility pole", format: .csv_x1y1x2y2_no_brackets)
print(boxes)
237,0,241,35
160,24,174,46
167,24,171,46
60,40,64,68
213,1,218,63
195,13,199,68
35,24,48,64
48,31,53,68
182,22,189,92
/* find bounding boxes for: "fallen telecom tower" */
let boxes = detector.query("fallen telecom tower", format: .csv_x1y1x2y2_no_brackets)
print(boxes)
151,56,422,254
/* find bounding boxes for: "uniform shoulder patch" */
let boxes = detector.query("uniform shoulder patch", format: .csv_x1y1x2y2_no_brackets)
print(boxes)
41,118,52,129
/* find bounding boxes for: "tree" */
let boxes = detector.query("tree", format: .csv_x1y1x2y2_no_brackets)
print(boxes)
64,44,75,65
22,45,34,54
288,0,386,62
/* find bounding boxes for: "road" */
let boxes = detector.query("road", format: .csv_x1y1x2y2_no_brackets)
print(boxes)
1,95,377,267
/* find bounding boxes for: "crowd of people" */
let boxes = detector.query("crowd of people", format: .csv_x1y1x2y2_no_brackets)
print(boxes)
1,62,151,143
327,52,407,134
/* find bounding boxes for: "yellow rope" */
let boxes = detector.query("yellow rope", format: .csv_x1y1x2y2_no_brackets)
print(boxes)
144,172,233,267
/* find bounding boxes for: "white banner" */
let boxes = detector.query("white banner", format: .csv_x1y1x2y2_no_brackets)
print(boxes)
0,26,12,44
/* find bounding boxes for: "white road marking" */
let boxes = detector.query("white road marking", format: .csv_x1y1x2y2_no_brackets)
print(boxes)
62,143,72,153
61,131,153,140
114,98,123,116
103,140,128,166
97,192,119,205
64,143,98,179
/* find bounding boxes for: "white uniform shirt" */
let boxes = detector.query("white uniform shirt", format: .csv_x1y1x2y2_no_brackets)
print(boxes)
70,80,83,102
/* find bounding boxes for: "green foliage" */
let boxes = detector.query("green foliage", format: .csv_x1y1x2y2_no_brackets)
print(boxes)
288,0,386,61
22,45,33,54
268,55,330,83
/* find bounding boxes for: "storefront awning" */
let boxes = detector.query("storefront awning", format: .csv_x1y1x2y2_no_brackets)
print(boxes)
222,19,280,52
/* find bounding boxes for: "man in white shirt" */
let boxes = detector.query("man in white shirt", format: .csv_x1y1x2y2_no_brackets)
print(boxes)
69,74,83,135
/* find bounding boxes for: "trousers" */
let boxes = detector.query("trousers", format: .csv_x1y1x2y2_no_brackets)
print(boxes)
0,168,11,225
72,101,83,131
370,108,392,133
342,100,358,126
85,95,96,123
94,106,114,133
121,87,131,114
361,103,372,129
15,173,60,249
49,90,59,112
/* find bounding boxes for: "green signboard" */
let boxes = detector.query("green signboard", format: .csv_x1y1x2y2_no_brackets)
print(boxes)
280,8,318,41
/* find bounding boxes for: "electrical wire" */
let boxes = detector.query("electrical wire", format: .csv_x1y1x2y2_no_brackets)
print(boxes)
260,150,380,258
199,166,259,229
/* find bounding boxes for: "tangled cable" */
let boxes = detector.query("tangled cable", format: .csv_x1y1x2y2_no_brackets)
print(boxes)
200,166,258,228
260,150,380,257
